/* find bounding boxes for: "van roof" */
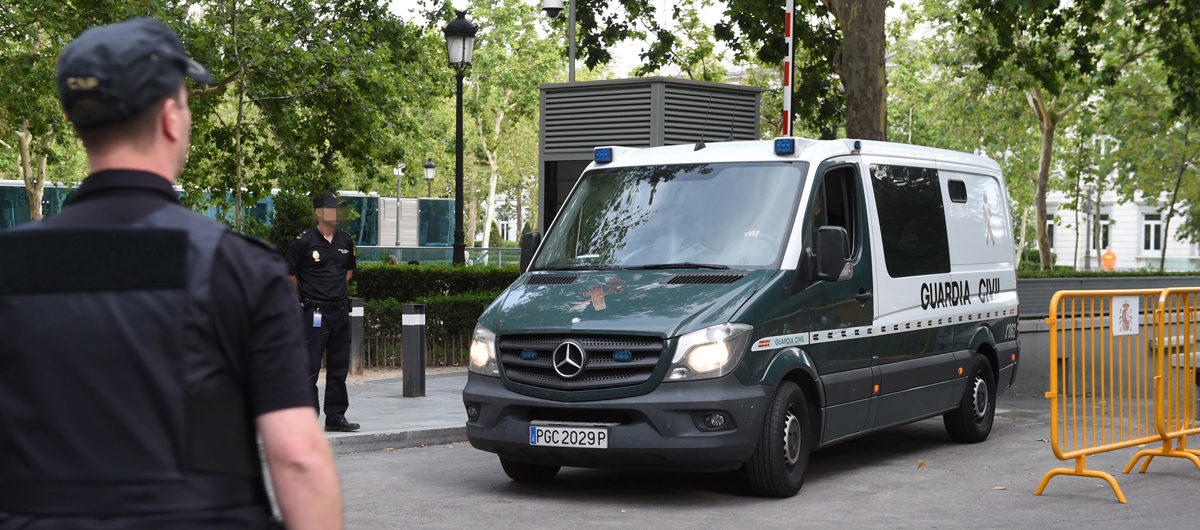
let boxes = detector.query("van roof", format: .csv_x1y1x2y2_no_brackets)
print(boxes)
594,139,1002,173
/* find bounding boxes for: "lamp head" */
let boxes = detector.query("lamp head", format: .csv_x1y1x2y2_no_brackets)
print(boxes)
442,10,478,71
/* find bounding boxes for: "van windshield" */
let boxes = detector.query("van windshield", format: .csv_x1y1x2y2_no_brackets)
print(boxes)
534,162,807,271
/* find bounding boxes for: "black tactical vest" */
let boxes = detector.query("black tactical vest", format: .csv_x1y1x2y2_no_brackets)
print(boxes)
0,204,266,516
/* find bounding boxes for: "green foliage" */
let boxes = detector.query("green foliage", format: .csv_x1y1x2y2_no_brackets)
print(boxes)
352,262,520,302
267,191,315,257
364,290,501,337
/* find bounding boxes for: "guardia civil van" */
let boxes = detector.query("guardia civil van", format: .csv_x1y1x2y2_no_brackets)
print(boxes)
462,138,1020,497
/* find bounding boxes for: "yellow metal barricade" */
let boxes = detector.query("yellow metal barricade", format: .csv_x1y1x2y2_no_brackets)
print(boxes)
1034,289,1165,503
1125,287,1200,474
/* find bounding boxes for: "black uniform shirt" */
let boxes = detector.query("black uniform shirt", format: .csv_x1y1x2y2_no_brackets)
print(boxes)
286,224,356,301
39,170,314,416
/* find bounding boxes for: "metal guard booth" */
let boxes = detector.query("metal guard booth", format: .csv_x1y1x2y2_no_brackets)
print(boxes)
538,77,762,232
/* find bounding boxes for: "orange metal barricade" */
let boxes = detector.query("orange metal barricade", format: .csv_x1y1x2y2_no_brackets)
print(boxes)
1125,287,1200,475
1034,290,1166,503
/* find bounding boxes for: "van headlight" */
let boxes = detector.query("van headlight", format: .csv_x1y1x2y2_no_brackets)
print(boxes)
665,323,753,381
469,324,499,377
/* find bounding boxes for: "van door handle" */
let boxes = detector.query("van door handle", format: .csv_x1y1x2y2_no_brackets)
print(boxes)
855,291,873,303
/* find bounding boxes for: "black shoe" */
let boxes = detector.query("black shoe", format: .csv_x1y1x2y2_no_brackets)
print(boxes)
325,418,361,432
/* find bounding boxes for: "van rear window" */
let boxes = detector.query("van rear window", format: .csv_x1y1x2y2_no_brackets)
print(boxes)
869,165,951,278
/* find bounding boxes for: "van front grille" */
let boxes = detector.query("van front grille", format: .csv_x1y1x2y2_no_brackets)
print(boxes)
498,335,664,391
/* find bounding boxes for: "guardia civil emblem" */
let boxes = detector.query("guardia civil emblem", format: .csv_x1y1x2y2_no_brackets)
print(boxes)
312,250,321,262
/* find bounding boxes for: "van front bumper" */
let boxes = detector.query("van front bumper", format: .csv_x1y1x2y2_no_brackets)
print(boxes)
462,373,772,472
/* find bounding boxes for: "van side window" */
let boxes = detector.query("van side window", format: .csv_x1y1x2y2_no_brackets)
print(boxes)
807,165,860,259
869,164,950,278
948,180,968,203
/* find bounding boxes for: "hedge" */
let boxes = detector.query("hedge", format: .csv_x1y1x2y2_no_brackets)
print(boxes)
352,263,520,302
1018,269,1200,279
365,291,501,337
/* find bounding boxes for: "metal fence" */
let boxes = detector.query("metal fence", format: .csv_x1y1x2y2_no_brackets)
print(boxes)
362,333,470,369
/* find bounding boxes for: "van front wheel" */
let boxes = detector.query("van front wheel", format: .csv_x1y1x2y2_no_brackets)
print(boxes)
943,354,996,443
499,457,560,483
746,381,810,497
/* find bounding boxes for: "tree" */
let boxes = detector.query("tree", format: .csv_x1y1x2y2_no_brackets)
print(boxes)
934,0,1153,269
571,0,889,140
1102,58,1200,269
635,0,727,82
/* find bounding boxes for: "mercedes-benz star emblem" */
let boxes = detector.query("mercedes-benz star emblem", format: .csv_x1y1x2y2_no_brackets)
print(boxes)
552,340,588,379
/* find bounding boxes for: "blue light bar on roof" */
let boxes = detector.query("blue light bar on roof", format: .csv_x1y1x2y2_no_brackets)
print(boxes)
594,147,613,164
774,138,795,156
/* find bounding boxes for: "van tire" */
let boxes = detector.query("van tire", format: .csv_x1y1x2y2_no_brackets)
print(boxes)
499,457,560,483
746,381,810,497
944,354,995,443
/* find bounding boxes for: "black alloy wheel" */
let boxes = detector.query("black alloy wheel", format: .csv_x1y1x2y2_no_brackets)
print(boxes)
499,457,560,483
944,353,996,443
746,380,810,497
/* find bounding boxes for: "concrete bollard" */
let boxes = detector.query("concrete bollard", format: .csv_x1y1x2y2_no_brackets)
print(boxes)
402,304,426,397
350,298,364,376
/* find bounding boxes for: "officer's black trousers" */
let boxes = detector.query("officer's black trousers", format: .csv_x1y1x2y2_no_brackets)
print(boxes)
303,307,350,422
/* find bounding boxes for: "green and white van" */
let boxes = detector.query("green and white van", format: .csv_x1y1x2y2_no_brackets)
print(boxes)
462,138,1020,497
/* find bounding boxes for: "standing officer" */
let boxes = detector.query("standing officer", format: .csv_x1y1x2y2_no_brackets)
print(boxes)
0,18,342,529
287,193,360,432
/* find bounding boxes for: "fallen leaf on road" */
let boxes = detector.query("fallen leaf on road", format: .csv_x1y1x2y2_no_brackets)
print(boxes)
1038,438,1051,443
993,487,1006,490
1137,444,1147,448
383,447,396,452
621,510,626,513
917,460,926,470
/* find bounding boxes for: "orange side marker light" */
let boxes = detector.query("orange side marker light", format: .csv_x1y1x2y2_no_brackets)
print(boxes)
958,367,964,375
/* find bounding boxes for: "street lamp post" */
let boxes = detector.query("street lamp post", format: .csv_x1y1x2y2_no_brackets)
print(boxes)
443,10,477,266
393,162,405,246
424,158,437,198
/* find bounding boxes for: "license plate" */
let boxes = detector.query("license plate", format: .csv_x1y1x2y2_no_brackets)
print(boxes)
529,425,609,449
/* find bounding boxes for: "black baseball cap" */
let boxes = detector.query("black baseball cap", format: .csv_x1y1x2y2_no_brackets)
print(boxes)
57,17,214,129
312,192,349,209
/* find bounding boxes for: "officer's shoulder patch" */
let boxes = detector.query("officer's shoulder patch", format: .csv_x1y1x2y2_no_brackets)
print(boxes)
295,229,309,240
232,232,278,254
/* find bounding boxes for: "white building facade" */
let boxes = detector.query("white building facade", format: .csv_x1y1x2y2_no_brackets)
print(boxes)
1045,189,1199,271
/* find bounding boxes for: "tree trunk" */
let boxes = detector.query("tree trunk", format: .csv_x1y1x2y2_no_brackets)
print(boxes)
825,0,888,141
1026,88,1076,271
467,193,478,247
1159,123,1190,271
15,119,47,221
515,177,524,238
232,0,245,232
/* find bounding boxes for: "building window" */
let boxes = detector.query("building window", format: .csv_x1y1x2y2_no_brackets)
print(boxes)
1088,214,1111,250
1144,214,1162,251
1047,222,1055,251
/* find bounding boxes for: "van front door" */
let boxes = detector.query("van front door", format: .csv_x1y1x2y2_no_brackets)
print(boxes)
798,157,876,444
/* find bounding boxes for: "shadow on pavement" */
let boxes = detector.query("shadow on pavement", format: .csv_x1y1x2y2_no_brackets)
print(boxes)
493,417,960,503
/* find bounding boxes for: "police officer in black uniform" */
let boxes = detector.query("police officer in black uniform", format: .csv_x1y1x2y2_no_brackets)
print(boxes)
0,18,343,530
287,194,360,432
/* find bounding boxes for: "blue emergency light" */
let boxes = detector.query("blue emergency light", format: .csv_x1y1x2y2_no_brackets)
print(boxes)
613,351,633,362
774,138,795,156
594,147,613,164
521,349,538,360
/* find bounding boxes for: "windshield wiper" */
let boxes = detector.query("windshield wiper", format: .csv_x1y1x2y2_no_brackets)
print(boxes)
539,265,623,271
626,262,730,270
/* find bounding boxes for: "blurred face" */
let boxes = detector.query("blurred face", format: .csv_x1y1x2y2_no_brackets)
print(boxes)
315,206,339,224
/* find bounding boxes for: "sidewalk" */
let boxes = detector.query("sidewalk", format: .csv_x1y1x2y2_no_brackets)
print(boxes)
318,370,469,454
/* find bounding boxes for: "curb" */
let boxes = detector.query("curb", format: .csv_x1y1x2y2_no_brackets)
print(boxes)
325,426,467,454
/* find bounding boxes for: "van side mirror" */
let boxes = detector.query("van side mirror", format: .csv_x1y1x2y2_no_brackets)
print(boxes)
520,232,542,272
814,226,852,282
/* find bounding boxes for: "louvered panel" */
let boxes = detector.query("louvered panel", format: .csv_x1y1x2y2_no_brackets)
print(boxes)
543,84,655,154
663,84,759,145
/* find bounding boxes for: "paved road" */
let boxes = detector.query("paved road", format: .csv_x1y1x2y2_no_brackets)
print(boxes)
335,396,1200,529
